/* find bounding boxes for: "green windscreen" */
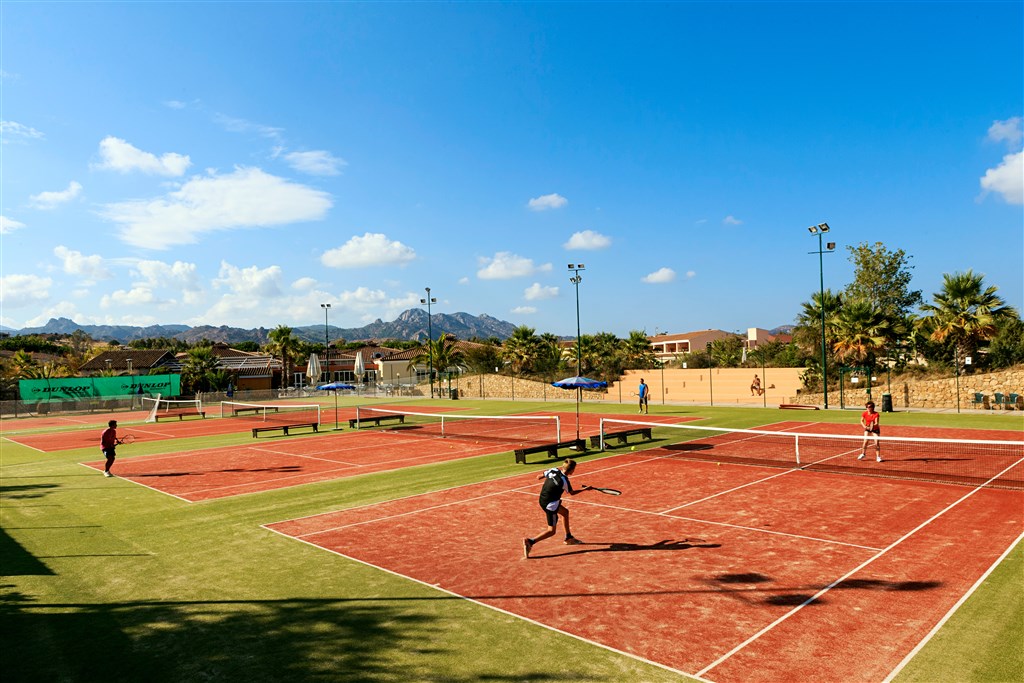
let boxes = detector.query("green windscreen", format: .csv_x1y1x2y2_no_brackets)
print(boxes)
19,374,181,402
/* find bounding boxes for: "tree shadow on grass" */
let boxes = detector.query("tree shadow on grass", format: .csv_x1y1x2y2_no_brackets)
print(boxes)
0,595,441,682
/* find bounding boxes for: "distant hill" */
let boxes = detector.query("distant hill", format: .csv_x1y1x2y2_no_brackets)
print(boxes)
16,310,519,345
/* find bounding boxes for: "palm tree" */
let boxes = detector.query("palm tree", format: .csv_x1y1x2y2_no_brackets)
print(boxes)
180,346,220,393
794,288,843,390
501,326,540,374
266,325,301,388
831,300,891,371
408,336,465,386
621,330,658,369
533,333,565,377
918,270,1018,369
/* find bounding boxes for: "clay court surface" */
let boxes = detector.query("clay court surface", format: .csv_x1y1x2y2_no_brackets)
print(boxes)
264,426,1023,682
70,411,690,501
9,409,1024,680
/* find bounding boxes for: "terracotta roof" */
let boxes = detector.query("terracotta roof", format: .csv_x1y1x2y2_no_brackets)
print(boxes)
80,349,177,371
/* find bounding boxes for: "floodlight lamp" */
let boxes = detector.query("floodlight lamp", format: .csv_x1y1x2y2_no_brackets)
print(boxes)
568,264,575,269
818,223,830,232
577,264,585,270
420,299,426,304
808,226,818,234
826,242,836,250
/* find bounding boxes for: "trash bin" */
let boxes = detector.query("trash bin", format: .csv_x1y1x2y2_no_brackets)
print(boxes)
881,392,893,413
449,388,459,400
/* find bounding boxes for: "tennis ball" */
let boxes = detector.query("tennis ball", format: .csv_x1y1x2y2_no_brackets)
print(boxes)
630,446,636,451
717,462,721,466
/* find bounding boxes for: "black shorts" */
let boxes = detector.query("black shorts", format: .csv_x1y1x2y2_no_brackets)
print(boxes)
102,447,116,459
540,499,562,526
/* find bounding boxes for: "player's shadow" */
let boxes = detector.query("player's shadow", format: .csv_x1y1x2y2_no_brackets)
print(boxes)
664,443,714,452
138,465,302,478
559,538,721,556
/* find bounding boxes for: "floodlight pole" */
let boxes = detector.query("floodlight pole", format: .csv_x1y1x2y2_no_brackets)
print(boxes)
420,288,437,398
321,303,331,383
807,223,835,409
706,342,714,406
568,264,586,442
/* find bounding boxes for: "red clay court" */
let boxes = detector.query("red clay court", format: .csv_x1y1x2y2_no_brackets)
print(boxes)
262,421,1023,683
75,411,691,501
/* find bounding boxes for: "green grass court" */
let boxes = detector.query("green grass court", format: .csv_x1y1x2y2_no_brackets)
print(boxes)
2,399,1021,682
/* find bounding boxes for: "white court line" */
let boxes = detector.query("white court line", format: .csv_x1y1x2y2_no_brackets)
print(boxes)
260,524,707,682
694,454,1024,679
1,436,45,453
882,529,1024,682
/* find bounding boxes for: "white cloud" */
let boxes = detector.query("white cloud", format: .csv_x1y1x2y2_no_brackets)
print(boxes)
528,193,568,211
214,113,284,141
686,270,696,279
524,282,559,300
213,262,284,298
54,246,112,282
285,150,347,176
133,259,203,304
980,150,1023,205
0,215,26,234
987,117,1023,148
458,276,470,285
164,100,188,109
322,232,417,268
642,267,677,284
0,274,52,307
512,306,537,314
101,286,158,308
101,166,333,249
477,252,552,280
292,277,318,291
563,230,611,250
93,136,191,176
0,120,44,143
30,181,83,209
723,215,743,225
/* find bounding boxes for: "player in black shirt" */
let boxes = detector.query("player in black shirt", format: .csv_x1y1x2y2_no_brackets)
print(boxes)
523,459,590,558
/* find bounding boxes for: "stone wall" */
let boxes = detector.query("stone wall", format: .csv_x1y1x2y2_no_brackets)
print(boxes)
789,367,1024,411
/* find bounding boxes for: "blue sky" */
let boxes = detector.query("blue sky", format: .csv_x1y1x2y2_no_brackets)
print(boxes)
1,2,1021,338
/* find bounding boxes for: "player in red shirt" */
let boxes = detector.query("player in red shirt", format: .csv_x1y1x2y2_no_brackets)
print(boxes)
858,401,882,462
100,420,118,477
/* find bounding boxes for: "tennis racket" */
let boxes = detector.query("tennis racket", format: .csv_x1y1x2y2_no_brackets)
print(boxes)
116,434,136,445
584,485,622,496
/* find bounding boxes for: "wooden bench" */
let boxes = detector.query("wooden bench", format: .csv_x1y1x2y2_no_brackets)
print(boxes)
348,414,406,429
589,427,652,449
514,439,587,464
155,411,206,421
251,422,319,438
233,406,279,415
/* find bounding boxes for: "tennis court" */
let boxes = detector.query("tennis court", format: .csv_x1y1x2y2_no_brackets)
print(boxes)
264,420,1024,682
77,410,689,501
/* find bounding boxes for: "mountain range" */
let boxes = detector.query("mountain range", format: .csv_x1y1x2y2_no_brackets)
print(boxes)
10,309,520,345
7,313,794,346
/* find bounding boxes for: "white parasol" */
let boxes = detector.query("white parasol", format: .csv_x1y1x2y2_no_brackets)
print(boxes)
353,351,365,383
306,353,322,386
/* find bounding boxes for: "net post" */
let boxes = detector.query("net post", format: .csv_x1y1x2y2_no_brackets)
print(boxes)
144,394,162,423
441,415,447,438
599,418,606,451
795,434,801,465
354,405,361,429
555,415,561,442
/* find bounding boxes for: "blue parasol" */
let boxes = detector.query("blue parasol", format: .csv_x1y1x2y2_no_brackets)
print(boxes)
316,382,355,430
552,376,607,390
552,376,608,442
316,382,355,391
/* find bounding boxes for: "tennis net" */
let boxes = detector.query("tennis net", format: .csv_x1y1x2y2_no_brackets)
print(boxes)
599,418,1024,489
143,395,204,422
354,406,561,444
220,401,321,425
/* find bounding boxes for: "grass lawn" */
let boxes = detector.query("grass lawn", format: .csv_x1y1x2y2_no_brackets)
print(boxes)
2,400,1021,681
